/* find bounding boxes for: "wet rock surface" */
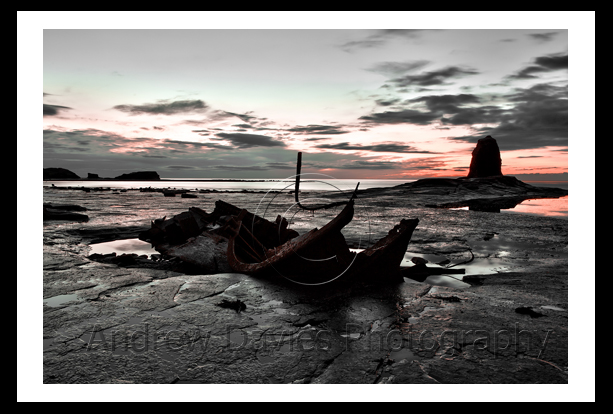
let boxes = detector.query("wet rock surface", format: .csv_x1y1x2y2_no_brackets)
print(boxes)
42,183,568,384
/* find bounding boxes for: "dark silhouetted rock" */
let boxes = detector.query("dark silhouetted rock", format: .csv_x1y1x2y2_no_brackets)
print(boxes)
43,168,80,180
467,136,502,178
515,306,546,318
43,203,87,212
216,299,247,313
411,257,428,265
114,171,160,180
43,204,89,222
87,173,99,179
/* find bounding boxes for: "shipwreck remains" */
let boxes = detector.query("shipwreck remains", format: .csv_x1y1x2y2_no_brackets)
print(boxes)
139,197,420,284
138,152,424,285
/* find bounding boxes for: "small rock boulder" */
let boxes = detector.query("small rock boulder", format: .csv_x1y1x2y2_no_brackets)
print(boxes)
411,257,428,265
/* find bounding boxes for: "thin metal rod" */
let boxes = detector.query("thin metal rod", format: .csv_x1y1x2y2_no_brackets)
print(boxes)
295,152,302,205
294,152,359,211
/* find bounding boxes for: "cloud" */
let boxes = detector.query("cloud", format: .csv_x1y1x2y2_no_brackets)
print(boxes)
507,82,567,102
408,93,481,113
360,78,567,153
366,60,430,77
363,92,492,127
331,160,399,170
507,53,568,79
166,165,197,170
306,159,400,170
314,141,434,154
43,127,301,177
42,126,464,179
528,32,559,42
223,111,258,123
375,98,402,107
164,139,231,151
43,104,72,117
387,66,479,88
202,110,259,124
359,108,440,125
534,53,568,70
340,30,431,52
212,165,269,171
303,137,331,142
447,83,568,150
286,124,349,135
42,128,237,156
112,99,209,115
214,132,286,148
265,162,297,170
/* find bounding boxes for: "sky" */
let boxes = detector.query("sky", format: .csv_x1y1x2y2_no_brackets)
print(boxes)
32,13,592,182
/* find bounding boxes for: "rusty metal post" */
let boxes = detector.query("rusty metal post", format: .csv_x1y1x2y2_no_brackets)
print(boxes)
295,152,302,204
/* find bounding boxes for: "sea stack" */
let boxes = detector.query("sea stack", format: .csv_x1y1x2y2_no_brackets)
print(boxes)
467,136,503,178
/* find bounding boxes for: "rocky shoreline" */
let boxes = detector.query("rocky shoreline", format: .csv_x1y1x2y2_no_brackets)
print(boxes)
42,175,568,384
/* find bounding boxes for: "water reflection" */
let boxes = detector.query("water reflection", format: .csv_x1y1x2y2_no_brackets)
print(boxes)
502,196,568,219
402,251,510,277
89,238,157,258
43,294,79,307
451,196,568,218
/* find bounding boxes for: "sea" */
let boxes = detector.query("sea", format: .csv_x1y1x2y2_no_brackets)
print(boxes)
43,178,568,219
43,178,409,192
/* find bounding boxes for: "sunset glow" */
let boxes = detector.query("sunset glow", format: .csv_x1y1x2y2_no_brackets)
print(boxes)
37,14,575,183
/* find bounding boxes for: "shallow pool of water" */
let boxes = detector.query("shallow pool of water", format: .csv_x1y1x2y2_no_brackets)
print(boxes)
450,196,568,218
502,196,568,219
89,238,158,258
43,294,79,307
390,346,417,363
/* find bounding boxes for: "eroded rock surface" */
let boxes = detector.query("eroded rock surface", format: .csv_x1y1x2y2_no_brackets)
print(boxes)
42,185,568,384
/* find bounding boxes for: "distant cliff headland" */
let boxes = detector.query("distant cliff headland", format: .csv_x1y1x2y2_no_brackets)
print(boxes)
43,168,160,181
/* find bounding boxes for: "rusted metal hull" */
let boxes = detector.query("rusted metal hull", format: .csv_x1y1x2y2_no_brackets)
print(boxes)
140,199,419,285
226,200,357,284
350,218,419,283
